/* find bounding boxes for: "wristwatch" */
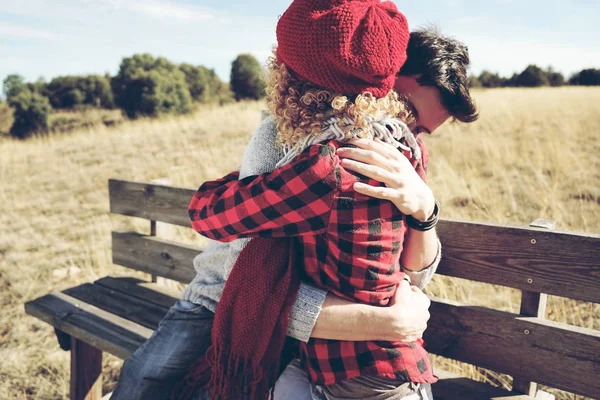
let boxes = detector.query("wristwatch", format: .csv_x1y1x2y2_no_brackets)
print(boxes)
405,199,440,231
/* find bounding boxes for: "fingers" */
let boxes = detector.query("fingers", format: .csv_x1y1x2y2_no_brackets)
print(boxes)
340,158,400,188
353,182,397,201
340,157,391,181
336,146,397,172
347,138,399,160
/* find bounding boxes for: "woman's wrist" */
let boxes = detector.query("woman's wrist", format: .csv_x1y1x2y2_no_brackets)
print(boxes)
410,189,436,223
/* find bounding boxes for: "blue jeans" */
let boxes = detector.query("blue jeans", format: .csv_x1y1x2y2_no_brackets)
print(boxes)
111,300,214,400
274,359,433,400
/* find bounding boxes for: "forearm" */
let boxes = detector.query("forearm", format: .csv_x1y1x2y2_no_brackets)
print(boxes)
309,293,398,342
400,226,439,271
286,283,393,342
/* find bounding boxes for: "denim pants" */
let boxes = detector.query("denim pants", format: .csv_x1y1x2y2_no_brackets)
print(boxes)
111,300,214,400
274,359,434,400
112,300,433,400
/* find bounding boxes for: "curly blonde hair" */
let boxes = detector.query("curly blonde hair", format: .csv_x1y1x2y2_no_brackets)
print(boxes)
266,49,416,149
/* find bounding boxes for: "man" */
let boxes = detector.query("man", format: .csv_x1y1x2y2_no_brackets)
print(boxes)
111,27,478,400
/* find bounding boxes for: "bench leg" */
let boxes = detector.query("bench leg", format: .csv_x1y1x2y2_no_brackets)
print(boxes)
70,337,103,400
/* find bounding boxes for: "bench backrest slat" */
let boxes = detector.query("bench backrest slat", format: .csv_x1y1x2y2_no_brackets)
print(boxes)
111,231,198,283
109,179,600,302
425,298,600,398
436,219,600,303
109,179,194,228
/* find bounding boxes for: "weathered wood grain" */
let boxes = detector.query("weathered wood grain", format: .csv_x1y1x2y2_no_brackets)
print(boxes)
111,231,199,283
70,338,102,400
512,290,548,395
425,297,600,398
436,219,600,303
109,179,600,302
109,179,195,227
512,221,552,396
64,283,169,330
25,292,151,359
433,369,534,400
95,276,181,309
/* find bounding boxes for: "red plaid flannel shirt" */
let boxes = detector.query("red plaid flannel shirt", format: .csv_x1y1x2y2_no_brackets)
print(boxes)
188,140,436,386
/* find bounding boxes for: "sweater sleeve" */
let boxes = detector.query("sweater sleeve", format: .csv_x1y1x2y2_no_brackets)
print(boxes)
286,282,327,342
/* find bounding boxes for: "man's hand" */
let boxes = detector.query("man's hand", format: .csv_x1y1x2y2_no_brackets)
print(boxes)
310,280,431,342
336,138,435,222
384,280,431,342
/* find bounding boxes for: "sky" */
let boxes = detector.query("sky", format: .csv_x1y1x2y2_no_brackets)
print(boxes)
1,0,599,85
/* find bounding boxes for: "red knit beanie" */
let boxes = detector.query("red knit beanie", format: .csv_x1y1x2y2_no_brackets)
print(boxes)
276,0,410,98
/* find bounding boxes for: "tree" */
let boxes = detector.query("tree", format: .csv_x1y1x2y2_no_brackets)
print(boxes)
569,69,600,86
46,75,114,109
545,66,565,87
514,65,548,87
213,80,234,105
8,90,51,139
468,75,482,88
3,74,26,100
112,54,192,118
179,64,232,104
505,73,520,87
478,71,506,88
230,54,266,101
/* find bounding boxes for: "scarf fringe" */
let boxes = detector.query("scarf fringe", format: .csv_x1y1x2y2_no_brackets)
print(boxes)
208,340,279,400
172,328,283,400
276,114,421,168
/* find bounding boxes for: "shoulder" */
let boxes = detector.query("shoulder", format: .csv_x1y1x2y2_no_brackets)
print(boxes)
277,141,339,188
294,140,337,164
240,115,285,177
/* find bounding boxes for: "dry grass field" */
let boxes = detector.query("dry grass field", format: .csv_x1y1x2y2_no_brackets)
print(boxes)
1,87,598,399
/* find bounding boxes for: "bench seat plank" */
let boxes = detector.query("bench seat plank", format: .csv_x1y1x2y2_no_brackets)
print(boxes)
24,291,151,359
95,276,182,309
63,283,174,330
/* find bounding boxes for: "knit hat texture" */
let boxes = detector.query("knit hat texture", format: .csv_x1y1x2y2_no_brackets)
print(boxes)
276,0,409,98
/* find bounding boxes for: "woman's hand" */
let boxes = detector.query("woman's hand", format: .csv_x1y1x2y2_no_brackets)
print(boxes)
336,138,435,222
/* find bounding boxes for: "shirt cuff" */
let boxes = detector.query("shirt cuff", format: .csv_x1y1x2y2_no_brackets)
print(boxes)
401,238,442,290
286,282,327,342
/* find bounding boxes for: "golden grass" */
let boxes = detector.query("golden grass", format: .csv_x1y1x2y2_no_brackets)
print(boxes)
0,88,598,399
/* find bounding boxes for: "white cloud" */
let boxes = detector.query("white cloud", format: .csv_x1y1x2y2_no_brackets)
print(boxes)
0,22,62,40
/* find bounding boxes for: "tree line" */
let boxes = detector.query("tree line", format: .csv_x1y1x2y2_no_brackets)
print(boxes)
470,65,600,88
2,53,266,139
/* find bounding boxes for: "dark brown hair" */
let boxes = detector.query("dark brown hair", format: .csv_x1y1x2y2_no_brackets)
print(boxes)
399,27,479,123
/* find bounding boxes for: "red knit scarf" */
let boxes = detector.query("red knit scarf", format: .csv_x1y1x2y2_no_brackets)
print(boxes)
171,237,300,400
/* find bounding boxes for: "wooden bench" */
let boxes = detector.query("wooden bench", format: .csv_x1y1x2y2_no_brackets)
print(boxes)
25,178,600,400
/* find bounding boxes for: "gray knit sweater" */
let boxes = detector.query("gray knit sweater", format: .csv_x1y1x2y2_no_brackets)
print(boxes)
181,116,440,342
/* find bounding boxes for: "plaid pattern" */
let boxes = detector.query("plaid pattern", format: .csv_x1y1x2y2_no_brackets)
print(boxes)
189,140,436,386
